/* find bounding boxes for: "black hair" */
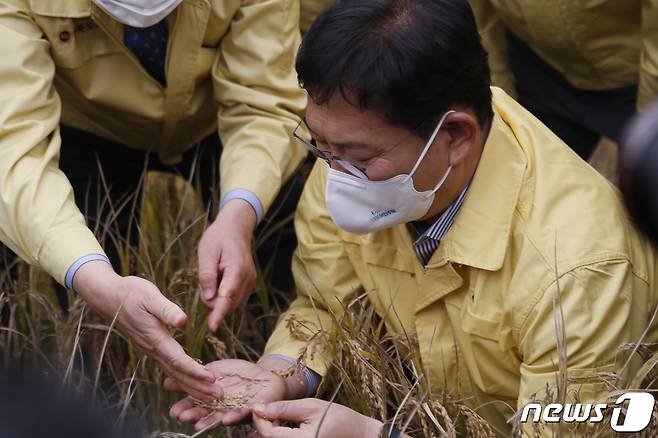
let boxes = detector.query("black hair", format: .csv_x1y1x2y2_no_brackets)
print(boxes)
0,366,142,438
297,0,493,138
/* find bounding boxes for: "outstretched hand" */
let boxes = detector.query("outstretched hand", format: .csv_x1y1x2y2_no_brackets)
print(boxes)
251,398,385,438
73,260,221,399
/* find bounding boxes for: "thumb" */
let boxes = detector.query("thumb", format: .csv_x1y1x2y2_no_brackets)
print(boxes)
253,400,315,423
198,241,220,303
147,289,188,329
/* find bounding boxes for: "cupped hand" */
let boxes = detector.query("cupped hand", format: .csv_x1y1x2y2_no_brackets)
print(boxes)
167,359,287,431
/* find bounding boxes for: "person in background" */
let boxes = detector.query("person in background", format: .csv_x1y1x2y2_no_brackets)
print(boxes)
0,0,306,398
167,1,658,436
0,366,142,438
620,99,658,246
467,0,658,160
300,0,333,34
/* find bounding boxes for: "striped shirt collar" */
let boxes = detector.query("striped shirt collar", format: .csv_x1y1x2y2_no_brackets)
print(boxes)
409,184,470,266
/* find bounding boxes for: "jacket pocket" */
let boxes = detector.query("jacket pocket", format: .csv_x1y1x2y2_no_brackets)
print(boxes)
459,295,502,342
352,242,419,332
30,2,122,70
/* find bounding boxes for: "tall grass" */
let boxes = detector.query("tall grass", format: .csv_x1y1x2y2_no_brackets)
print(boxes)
1,165,658,437
0,172,283,436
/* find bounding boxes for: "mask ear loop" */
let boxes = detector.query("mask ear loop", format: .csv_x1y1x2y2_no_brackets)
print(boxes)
429,165,452,195
404,110,455,182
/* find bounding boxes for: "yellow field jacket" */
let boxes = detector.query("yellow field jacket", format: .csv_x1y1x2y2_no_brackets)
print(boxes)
468,0,658,109
0,0,307,284
300,0,332,33
264,88,658,435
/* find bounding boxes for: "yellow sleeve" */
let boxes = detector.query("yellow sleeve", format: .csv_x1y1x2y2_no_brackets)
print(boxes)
467,0,517,99
263,162,362,376
0,0,104,285
517,260,651,436
638,0,658,109
213,0,308,215
299,0,332,34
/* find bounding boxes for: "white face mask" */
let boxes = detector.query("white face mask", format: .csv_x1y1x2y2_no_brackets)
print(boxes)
92,0,182,28
325,111,454,235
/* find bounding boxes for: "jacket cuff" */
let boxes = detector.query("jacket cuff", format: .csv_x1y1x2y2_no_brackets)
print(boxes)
65,253,112,290
220,189,264,223
38,224,106,287
259,354,320,398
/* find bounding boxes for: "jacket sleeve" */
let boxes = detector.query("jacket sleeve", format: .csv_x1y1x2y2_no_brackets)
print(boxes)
517,259,653,436
0,0,105,285
467,0,517,99
299,0,331,34
212,0,308,215
638,0,658,109
263,162,362,376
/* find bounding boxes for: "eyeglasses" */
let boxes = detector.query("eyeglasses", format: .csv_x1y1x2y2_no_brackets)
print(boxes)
292,119,370,179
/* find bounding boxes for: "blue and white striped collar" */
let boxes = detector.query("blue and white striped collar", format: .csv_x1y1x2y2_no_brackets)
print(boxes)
409,184,470,265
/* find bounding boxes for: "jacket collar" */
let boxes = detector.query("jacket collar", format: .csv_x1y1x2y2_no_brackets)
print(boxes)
427,96,527,271
29,0,91,17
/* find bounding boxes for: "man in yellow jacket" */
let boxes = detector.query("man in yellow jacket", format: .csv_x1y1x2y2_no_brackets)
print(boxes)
168,0,658,436
0,0,306,395
467,0,658,160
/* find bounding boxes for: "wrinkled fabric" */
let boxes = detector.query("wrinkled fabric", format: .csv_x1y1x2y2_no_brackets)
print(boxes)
468,0,658,109
264,88,658,436
0,0,306,284
299,0,332,33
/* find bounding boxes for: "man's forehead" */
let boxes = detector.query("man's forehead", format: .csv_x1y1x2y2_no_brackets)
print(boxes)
305,93,400,144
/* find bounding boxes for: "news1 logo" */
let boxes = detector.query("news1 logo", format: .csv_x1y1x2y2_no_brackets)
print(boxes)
520,392,655,432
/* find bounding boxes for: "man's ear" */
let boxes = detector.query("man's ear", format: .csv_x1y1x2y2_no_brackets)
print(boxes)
444,111,478,166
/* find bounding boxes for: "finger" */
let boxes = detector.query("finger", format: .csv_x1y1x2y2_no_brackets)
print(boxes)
253,414,275,433
217,409,252,426
194,408,249,430
163,377,183,392
157,357,223,399
164,376,213,402
253,400,317,423
253,415,301,438
179,407,212,423
151,334,215,385
163,376,218,399
208,271,241,332
198,238,220,302
207,293,233,333
146,288,188,329
195,413,224,431
163,376,217,403
170,397,196,418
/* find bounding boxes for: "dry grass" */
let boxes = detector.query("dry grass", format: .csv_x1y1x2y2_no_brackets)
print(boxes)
1,144,658,437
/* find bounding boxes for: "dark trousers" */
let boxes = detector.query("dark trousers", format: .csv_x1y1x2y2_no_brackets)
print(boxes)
2,126,309,311
506,30,637,160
